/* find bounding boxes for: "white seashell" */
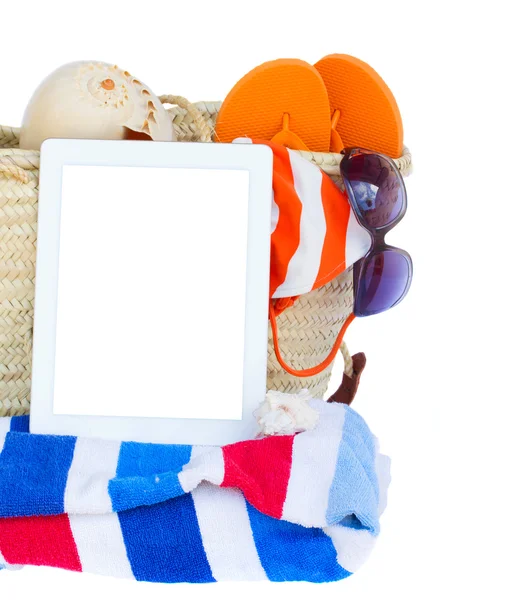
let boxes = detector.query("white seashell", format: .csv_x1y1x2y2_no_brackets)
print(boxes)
19,61,175,150
254,389,319,436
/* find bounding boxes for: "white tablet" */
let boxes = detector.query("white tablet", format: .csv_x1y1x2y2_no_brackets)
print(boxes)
30,138,273,445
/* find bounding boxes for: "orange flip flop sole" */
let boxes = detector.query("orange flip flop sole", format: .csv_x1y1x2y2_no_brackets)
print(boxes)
315,54,404,158
215,59,331,152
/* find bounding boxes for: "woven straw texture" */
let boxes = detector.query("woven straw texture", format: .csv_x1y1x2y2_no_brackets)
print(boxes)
0,97,410,416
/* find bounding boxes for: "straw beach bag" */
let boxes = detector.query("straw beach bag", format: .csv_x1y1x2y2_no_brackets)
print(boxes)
0,97,412,417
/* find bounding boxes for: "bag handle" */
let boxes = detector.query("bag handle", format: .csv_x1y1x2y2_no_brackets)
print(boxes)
327,352,366,406
269,299,355,377
159,95,213,143
0,160,29,184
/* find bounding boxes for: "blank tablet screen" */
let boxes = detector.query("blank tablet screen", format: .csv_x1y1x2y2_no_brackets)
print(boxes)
53,165,249,421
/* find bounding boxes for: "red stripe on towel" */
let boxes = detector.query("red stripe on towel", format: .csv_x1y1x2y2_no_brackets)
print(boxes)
0,515,82,571
221,434,295,519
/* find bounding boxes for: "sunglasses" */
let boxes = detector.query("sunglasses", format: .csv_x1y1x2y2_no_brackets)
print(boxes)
340,148,413,317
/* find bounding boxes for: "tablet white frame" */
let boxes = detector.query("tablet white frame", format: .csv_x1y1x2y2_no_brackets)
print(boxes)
30,138,273,445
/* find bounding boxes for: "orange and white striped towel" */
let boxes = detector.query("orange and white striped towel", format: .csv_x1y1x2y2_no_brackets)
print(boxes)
235,139,371,303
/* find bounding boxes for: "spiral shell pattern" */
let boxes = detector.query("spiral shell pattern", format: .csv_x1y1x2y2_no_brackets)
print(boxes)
19,61,175,150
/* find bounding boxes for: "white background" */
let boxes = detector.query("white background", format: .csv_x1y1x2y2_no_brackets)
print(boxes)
1,1,514,598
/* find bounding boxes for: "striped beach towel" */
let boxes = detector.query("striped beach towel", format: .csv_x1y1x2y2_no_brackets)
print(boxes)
236,139,371,302
0,400,390,583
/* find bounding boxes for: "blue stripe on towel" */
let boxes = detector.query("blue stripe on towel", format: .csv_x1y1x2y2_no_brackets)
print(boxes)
109,442,192,512
9,416,30,432
0,432,76,517
245,501,350,582
116,442,193,478
326,407,380,534
118,494,215,583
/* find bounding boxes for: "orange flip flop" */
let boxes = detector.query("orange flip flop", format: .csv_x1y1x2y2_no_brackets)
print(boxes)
215,59,331,152
314,54,404,158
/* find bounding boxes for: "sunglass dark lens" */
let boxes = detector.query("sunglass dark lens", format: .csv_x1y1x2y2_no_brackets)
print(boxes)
355,251,411,316
342,151,405,230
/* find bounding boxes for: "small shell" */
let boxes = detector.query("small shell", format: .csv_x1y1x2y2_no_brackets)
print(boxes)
254,389,319,436
19,61,175,150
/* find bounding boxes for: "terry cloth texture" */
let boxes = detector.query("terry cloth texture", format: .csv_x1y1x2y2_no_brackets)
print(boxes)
0,400,390,583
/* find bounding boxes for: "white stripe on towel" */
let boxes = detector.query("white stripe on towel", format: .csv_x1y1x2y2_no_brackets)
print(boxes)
191,482,267,581
64,437,121,514
68,513,134,579
374,438,392,516
0,418,11,455
324,525,377,574
282,400,347,525
178,446,225,492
